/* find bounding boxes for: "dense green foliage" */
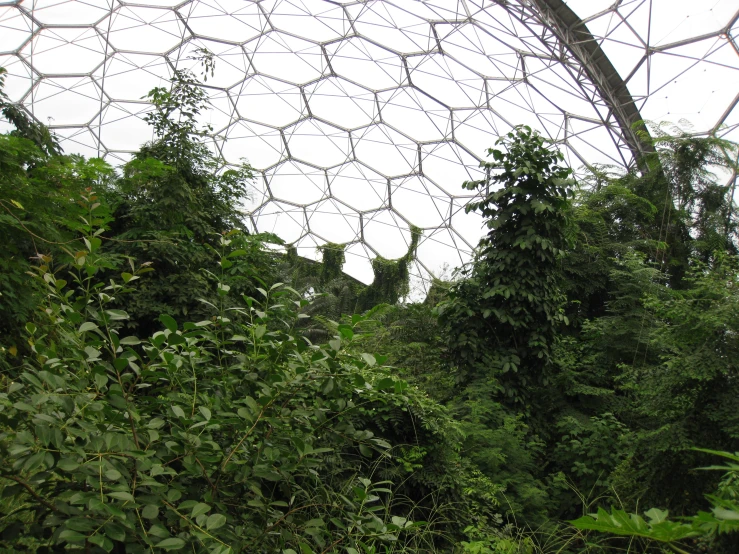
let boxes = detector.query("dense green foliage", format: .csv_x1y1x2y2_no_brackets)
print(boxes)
106,66,258,337
0,205,448,552
2,63,739,554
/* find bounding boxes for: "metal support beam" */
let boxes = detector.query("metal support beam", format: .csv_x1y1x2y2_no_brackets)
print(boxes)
528,0,654,165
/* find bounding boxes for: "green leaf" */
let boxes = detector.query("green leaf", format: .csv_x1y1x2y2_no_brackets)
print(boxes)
106,309,129,320
94,373,108,390
645,508,669,524
191,502,211,518
159,314,177,332
338,324,354,340
108,491,135,502
119,336,141,345
89,534,114,552
79,322,98,333
227,249,248,258
245,396,258,413
172,406,186,418
59,530,86,543
206,513,226,530
142,505,159,519
103,522,127,542
570,507,698,542
148,418,165,429
156,537,186,550
57,457,79,471
376,377,394,390
149,524,170,538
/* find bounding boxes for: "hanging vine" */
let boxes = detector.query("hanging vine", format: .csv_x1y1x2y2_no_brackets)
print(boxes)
358,226,422,310
318,242,347,283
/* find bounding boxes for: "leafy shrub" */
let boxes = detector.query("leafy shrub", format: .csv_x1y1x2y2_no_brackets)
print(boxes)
0,193,433,553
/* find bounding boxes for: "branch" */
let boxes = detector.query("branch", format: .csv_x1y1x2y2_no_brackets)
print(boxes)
5,476,58,513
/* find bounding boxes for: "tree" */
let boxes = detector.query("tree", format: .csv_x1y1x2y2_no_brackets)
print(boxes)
105,63,256,335
0,67,114,355
438,126,573,405
433,127,575,523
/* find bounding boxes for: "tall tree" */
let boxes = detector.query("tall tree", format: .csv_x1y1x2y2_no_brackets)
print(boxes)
0,67,114,353
438,126,573,405
435,126,575,521
106,62,255,334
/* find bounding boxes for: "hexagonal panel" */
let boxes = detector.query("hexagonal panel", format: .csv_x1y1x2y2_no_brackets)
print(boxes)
0,54,34,101
391,175,450,229
416,227,469,276
328,161,387,212
408,53,486,108
363,209,414,259
326,37,406,91
436,21,521,80
450,200,485,251
232,75,304,127
94,53,171,101
241,173,270,211
420,142,484,194
246,31,325,85
53,126,103,158
32,76,101,126
100,7,187,53
649,0,738,47
306,198,361,244
267,160,327,205
352,123,417,177
170,39,251,89
98,101,152,152
378,86,450,142
253,200,306,244
20,0,110,26
266,0,349,44
186,0,266,43
304,77,377,130
0,6,33,53
349,1,434,54
218,120,285,169
285,119,351,168
452,108,511,155
21,28,106,75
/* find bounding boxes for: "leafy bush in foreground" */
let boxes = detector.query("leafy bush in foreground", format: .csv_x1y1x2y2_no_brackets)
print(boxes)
0,193,439,553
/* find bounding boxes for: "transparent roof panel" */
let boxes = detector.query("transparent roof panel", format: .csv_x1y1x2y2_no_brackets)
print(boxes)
2,0,737,293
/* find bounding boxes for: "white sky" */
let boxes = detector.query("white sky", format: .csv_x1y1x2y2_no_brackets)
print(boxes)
0,0,737,291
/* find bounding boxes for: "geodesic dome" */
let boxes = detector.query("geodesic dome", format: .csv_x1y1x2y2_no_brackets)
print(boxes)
1,0,738,288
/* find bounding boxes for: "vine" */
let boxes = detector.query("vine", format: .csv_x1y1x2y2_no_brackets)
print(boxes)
318,242,347,283
358,226,421,310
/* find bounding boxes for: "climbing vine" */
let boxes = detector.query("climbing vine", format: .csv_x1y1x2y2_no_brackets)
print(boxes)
438,126,574,404
318,242,347,283
358,226,421,310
